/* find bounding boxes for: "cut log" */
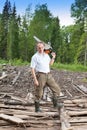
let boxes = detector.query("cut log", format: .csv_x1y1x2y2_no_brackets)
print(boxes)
70,116,87,123
67,110,87,116
73,84,87,96
4,99,53,106
73,125,87,130
66,107,87,111
64,98,87,108
64,103,87,108
4,94,27,104
64,103,78,107
11,71,21,85
0,113,25,124
0,109,59,118
60,107,73,130
0,103,27,110
64,98,87,104
0,74,7,80
65,89,73,97
77,85,87,94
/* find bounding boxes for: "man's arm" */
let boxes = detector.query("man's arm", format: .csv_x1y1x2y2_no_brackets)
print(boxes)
50,52,56,65
31,68,39,86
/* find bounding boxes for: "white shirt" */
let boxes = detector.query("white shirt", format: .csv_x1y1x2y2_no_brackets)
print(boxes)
30,52,51,73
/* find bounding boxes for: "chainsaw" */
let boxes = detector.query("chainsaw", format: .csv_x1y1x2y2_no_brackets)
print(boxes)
33,36,53,54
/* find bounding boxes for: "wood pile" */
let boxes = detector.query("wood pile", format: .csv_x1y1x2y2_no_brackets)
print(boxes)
0,93,61,130
0,93,87,130
0,64,87,130
60,96,87,130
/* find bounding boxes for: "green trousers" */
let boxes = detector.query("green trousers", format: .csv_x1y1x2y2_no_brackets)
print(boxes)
35,72,61,101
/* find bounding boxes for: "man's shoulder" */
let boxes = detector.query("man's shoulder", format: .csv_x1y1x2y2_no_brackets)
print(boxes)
32,52,38,58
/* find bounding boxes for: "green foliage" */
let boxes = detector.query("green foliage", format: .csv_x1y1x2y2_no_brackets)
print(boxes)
19,4,33,62
52,63,87,72
0,58,8,64
9,59,29,66
7,5,19,60
50,17,62,62
74,33,87,64
60,25,76,63
70,0,87,65
19,14,30,61
0,58,87,72
29,4,53,42
0,0,12,59
71,0,87,22
0,58,29,66
0,0,87,66
7,18,19,60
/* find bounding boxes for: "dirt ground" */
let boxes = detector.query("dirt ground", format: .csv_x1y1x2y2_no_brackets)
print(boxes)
0,64,87,98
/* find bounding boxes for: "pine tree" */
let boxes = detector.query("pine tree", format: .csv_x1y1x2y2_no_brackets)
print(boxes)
7,3,19,60
0,0,11,59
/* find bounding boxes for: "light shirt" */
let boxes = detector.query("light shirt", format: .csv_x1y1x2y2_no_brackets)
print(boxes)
30,52,51,73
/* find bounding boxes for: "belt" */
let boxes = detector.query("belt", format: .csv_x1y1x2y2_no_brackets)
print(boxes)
37,72,50,74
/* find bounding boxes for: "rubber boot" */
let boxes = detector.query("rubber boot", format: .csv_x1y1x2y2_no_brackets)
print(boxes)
52,98,58,108
52,97,63,108
35,101,42,112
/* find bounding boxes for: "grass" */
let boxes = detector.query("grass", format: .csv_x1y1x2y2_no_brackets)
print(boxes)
52,63,87,72
0,59,87,72
0,59,29,67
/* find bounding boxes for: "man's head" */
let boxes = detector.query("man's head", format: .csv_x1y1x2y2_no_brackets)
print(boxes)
37,42,45,53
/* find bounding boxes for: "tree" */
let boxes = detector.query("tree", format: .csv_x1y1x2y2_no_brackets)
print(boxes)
28,4,57,61
50,17,62,62
0,0,12,59
29,4,53,42
19,4,32,61
71,0,87,22
19,16,29,61
70,0,87,64
60,25,75,63
7,3,19,60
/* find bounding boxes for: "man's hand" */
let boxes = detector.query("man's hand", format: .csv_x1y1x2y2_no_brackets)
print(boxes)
50,52,56,65
34,79,39,86
51,52,56,59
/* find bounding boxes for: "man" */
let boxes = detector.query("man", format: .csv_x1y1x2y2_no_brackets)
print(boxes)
30,42,62,112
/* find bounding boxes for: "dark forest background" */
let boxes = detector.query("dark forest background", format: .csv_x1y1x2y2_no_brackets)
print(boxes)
0,0,87,65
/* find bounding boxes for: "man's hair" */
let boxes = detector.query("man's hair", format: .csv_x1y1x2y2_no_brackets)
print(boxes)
37,42,45,46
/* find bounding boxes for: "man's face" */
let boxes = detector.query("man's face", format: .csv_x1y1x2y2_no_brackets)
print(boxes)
37,43,44,53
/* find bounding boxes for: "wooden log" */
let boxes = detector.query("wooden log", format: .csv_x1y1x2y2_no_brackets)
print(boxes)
0,113,25,124
0,103,27,110
77,85,87,94
0,74,7,80
64,103,87,108
60,107,73,130
65,89,72,97
4,99,53,106
70,116,87,123
64,103,78,107
64,98,87,104
66,107,87,111
4,100,24,105
4,94,28,104
72,84,87,96
23,120,59,126
67,110,87,116
14,114,35,120
0,120,11,126
11,71,21,85
64,98,87,108
0,106,59,118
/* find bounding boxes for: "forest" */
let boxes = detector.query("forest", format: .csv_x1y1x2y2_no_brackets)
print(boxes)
0,0,87,65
